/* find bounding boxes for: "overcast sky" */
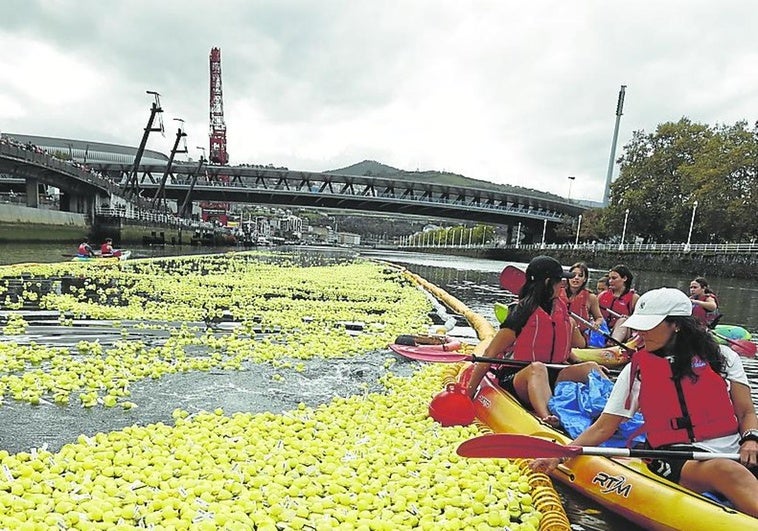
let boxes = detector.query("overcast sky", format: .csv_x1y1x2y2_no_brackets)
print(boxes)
2,1,758,202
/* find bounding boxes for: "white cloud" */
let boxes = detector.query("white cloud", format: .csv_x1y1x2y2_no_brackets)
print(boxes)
3,0,758,203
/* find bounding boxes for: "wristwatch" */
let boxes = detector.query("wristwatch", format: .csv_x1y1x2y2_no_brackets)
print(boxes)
739,429,758,445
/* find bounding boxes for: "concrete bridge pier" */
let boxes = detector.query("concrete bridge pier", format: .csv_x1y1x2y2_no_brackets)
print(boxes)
25,177,39,208
59,191,96,223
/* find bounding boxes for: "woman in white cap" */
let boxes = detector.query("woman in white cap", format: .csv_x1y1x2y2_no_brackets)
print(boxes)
466,256,606,427
530,287,758,517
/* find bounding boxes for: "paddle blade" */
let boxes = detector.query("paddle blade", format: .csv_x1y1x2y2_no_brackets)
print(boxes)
499,266,526,294
457,434,582,459
727,339,757,358
387,344,471,363
710,331,757,358
494,302,510,324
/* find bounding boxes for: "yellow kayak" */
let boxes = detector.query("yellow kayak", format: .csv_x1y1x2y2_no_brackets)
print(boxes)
458,364,758,530
571,345,630,368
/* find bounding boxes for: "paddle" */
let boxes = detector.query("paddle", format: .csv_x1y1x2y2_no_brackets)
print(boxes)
601,306,624,318
389,347,619,373
457,433,740,461
498,265,635,353
493,302,510,324
710,330,757,358
499,265,528,295
569,312,635,353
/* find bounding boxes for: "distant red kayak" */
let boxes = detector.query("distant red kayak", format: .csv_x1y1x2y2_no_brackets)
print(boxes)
388,334,462,357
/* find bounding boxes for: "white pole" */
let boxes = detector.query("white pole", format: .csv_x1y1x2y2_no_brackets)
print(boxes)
467,228,472,248
567,175,576,200
459,227,464,247
619,209,630,250
540,219,547,249
685,200,698,252
575,214,582,248
516,222,521,248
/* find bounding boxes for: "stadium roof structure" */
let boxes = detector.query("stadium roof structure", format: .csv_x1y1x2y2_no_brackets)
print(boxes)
2,133,169,166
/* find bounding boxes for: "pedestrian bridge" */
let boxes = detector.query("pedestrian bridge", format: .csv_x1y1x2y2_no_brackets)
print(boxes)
1,138,588,228
93,162,586,227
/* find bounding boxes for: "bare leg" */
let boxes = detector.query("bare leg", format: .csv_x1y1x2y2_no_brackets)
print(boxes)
512,362,556,423
611,316,631,343
556,361,608,384
680,460,758,518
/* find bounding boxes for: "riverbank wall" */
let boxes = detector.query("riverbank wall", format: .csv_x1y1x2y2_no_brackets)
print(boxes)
0,204,87,242
0,204,186,245
402,246,758,280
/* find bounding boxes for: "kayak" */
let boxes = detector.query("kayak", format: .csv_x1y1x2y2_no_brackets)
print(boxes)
713,324,752,343
571,345,630,368
71,250,131,263
388,334,462,357
457,363,758,530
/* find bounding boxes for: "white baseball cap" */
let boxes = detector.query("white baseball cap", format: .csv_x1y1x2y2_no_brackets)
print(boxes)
623,287,693,331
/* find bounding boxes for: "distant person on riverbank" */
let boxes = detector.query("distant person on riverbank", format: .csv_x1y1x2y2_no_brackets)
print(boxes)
466,256,607,427
529,287,758,518
77,239,95,258
690,277,721,328
598,264,639,343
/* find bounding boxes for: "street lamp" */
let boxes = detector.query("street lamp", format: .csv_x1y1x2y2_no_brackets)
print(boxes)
575,214,582,248
567,176,576,201
619,209,630,250
685,200,698,252
540,219,547,249
515,222,521,248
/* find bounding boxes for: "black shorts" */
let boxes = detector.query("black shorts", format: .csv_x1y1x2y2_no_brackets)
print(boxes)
645,444,698,484
495,365,561,406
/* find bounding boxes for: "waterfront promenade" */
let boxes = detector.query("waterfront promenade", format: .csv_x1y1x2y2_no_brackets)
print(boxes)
395,241,758,279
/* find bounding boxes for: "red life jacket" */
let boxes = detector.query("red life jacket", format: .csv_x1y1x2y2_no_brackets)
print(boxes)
512,298,572,363
101,243,113,256
77,243,90,255
599,289,635,328
690,293,720,327
627,349,738,447
566,289,591,331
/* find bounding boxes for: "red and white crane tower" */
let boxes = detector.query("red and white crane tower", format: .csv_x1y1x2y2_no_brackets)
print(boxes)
208,47,228,165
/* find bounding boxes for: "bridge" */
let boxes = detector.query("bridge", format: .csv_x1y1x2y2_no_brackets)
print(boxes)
1,134,587,231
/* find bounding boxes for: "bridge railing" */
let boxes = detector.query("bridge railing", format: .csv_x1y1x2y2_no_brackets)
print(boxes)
0,140,123,196
94,206,212,230
178,182,567,221
401,241,758,254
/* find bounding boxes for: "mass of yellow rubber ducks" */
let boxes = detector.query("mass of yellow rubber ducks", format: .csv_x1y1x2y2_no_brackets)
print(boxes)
0,252,556,530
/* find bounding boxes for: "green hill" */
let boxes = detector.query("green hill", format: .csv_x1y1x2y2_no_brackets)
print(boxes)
329,160,565,202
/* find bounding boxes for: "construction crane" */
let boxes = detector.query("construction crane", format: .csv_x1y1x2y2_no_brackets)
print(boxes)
209,47,228,165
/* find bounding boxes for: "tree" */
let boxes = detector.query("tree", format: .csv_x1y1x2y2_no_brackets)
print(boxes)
606,118,714,242
679,121,758,242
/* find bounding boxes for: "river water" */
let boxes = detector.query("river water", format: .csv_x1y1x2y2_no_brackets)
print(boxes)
2,244,757,530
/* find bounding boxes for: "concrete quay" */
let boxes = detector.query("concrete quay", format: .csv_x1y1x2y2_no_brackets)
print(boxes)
401,245,758,280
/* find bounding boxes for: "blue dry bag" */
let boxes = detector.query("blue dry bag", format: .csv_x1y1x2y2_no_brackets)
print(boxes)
587,319,610,348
